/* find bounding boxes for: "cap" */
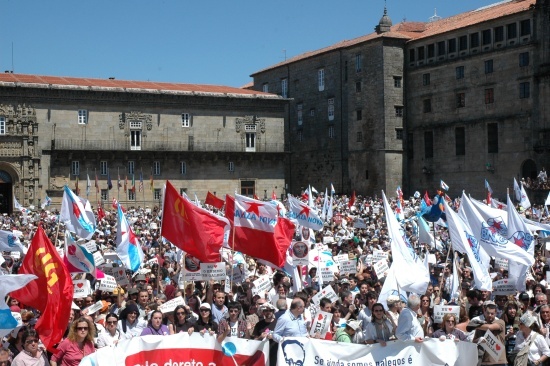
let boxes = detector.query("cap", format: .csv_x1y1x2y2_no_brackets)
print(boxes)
347,320,362,331
200,303,211,310
260,303,277,312
519,292,530,301
135,274,146,282
128,288,139,295
113,287,125,296
520,312,536,327
483,300,496,307
340,278,350,285
386,295,400,305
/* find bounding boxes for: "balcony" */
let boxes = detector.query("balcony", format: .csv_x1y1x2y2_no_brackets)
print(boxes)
52,139,287,153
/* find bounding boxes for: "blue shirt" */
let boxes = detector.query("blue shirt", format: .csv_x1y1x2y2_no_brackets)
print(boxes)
273,310,308,343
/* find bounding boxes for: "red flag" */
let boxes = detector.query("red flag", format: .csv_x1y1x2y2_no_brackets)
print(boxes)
97,204,106,221
124,176,128,193
11,226,73,353
487,191,492,205
162,181,229,263
205,191,225,210
253,194,260,200
225,194,295,267
112,198,126,212
348,190,356,209
424,191,432,206
272,190,277,200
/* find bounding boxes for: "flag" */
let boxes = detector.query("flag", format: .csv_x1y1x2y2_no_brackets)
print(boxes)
0,230,27,254
63,230,97,278
194,193,200,207
423,191,432,206
443,197,492,290
162,181,229,263
396,186,403,201
150,174,154,192
450,252,461,302
139,172,144,192
485,179,493,194
395,198,403,221
0,274,37,338
117,172,122,189
253,194,260,200
507,194,535,291
326,194,334,221
225,193,295,267
440,180,449,191
131,174,136,193
95,174,99,193
272,190,277,200
491,198,507,210
310,186,318,194
112,198,126,213
60,185,96,240
97,205,106,221
107,170,113,190
86,174,91,197
287,194,323,231
124,176,128,193
307,185,315,208
116,203,144,272
320,188,329,220
205,191,225,210
348,190,356,209
40,196,51,209
330,183,335,195
13,195,25,213
514,178,531,209
382,191,429,294
417,215,442,251
10,226,73,353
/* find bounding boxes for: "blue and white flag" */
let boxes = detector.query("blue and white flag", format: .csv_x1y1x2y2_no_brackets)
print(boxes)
514,178,531,209
60,185,96,240
320,188,329,220
507,194,534,291
41,196,52,209
0,274,37,338
63,230,98,278
484,179,493,194
287,194,323,231
116,204,144,272
0,230,27,254
440,180,449,191
330,183,335,196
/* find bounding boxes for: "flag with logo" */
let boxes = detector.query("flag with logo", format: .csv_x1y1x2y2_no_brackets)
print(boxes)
162,181,229,263
41,195,52,209
205,191,225,210
63,230,98,278
440,180,449,191
507,194,534,291
0,230,27,254
514,178,531,209
60,185,96,240
225,194,295,267
287,194,323,231
0,274,37,338
10,226,74,353
116,204,144,272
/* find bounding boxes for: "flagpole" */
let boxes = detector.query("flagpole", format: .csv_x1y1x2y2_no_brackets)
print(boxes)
141,168,145,208
95,169,98,205
117,167,120,202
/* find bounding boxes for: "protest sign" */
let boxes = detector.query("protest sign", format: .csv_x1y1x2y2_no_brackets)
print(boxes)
339,260,357,276
333,254,348,265
309,311,333,337
479,330,505,362
224,276,231,294
311,284,339,305
323,236,335,244
230,266,244,284
433,305,460,324
494,257,509,271
84,300,104,315
252,275,272,297
82,240,97,253
159,296,185,314
93,251,105,266
492,279,516,295
373,250,388,262
290,241,310,266
373,259,389,279
319,266,334,283
73,279,92,298
200,262,226,281
112,267,129,286
428,254,436,264
182,254,203,281
98,274,117,292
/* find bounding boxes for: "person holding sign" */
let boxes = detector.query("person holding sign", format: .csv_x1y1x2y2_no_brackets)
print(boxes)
472,302,507,366
364,303,395,346
432,313,467,342
513,313,550,366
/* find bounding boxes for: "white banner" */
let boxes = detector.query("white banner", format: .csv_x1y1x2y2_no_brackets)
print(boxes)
309,311,332,337
277,337,477,366
433,305,460,324
200,262,226,281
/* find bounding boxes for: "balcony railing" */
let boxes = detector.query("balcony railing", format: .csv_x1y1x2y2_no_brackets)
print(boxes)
52,139,287,153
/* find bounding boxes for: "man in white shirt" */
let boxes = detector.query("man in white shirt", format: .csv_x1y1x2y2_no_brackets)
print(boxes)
396,294,424,342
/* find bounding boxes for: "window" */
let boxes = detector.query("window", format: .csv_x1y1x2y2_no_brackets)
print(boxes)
409,49,416,62
456,66,465,79
228,162,234,172
101,189,108,201
355,54,362,72
422,73,430,86
427,44,435,58
100,161,108,176
182,113,190,127
470,33,480,48
128,161,135,175
244,124,256,132
519,52,529,67
482,29,492,45
309,108,315,117
153,189,161,200
507,23,517,39
455,127,465,156
297,104,303,126
520,19,531,36
494,26,504,42
355,81,361,92
459,35,468,51
423,99,432,113
262,83,269,93
78,109,87,125
130,130,141,150
457,93,466,108
448,39,457,53
328,98,335,121
485,60,493,74
356,110,362,121
281,78,288,98
394,76,402,88
396,128,403,140
128,190,135,201
0,117,5,135
129,121,142,129
424,131,434,159
357,131,362,142
180,161,186,175
519,82,530,99
318,69,325,91
418,46,425,60
153,161,161,175
395,106,403,117
297,130,303,142
240,180,255,197
437,41,445,56
328,126,335,139
487,123,498,153
485,88,494,104
245,132,256,152
71,161,80,176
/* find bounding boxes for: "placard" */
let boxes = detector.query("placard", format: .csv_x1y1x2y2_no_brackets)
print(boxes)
230,266,244,284
224,276,231,294
82,240,98,253
145,257,158,266
373,250,388,262
93,251,105,266
56,247,64,259
479,329,504,362
183,254,203,281
373,259,389,279
333,254,349,265
433,305,460,324
323,236,335,244
494,257,508,271
309,311,333,337
319,266,335,283
200,262,226,281
428,254,436,264
84,300,105,315
73,279,92,298
98,275,117,292
112,267,129,286
311,284,339,305
492,279,516,295
252,275,272,297
339,260,357,276
10,251,20,260
291,241,310,266
159,296,185,314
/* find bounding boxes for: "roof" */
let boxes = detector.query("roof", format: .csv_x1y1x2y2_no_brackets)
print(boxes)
0,73,280,100
251,0,535,75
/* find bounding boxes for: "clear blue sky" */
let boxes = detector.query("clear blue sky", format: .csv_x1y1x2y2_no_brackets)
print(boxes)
2,1,498,88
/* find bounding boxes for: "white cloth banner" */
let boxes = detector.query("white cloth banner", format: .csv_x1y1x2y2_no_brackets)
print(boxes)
277,337,478,366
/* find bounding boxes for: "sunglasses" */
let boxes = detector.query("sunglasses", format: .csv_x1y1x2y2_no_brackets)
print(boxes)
77,327,89,331
446,320,456,324
25,339,39,344
129,311,139,315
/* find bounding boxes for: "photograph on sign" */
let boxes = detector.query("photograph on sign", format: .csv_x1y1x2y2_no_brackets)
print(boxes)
291,241,309,266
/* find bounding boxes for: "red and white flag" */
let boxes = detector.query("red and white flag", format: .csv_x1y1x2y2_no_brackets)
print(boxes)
225,194,295,267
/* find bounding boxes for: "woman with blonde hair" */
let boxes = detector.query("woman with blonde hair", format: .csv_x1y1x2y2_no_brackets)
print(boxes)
50,317,95,366
432,313,467,341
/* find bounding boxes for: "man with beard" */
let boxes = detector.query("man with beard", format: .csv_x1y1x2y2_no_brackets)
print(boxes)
253,303,278,366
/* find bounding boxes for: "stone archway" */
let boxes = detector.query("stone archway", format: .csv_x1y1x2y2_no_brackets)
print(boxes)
0,164,20,215
521,159,537,180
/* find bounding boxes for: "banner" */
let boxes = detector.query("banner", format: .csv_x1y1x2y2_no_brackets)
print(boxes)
277,337,477,366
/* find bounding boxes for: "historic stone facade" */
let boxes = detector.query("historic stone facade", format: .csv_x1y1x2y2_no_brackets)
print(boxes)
0,75,288,212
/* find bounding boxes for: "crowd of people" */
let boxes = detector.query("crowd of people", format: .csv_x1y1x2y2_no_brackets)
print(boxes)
2,191,550,366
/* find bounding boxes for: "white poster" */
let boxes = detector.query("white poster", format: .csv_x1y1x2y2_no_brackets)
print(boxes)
339,260,357,276
82,240,97,253
373,250,388,262
311,284,339,305
73,279,92,298
98,274,117,292
252,275,272,297
290,241,310,266
494,257,509,271
93,251,105,266
182,254,203,282
309,311,333,337
433,305,460,324
479,329,505,362
319,267,334,283
333,254,348,265
492,279,516,295
373,259,389,279
112,267,129,286
159,296,185,314
200,262,226,281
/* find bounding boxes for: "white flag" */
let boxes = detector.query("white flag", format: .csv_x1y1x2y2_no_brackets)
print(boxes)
0,230,27,254
514,178,531,209
507,194,534,291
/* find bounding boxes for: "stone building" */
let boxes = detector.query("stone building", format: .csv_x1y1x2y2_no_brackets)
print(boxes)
250,0,550,199
0,74,287,213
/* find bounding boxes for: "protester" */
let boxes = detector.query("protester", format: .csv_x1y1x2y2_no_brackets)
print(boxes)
96,313,120,348
140,310,169,336
50,317,96,366
169,305,197,334
117,304,147,340
11,328,49,366
334,320,362,343
189,303,218,335
272,298,308,343
472,302,507,366
513,313,550,365
365,303,395,345
432,313,466,341
216,302,249,342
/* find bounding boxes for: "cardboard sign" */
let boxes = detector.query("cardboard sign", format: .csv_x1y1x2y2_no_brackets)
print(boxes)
494,258,509,271
479,329,504,362
433,305,460,324
323,236,335,244
428,254,436,264
309,311,333,337
373,250,388,262
333,254,349,265
93,251,105,266
73,279,92,298
200,262,226,281
103,252,119,261
84,300,105,315
252,275,272,297
373,259,389,279
492,279,516,295
291,241,310,266
112,268,129,286
82,240,97,253
230,266,244,284
319,267,335,283
159,296,186,314
311,284,339,305
339,260,357,276
98,275,117,292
